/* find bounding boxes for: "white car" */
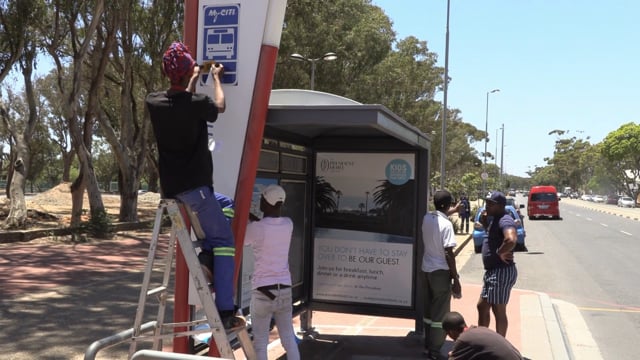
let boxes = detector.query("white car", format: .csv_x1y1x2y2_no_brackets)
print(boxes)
617,196,636,208
592,195,605,203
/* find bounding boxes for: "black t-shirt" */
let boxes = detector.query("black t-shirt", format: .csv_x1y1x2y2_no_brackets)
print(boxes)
482,211,516,270
145,91,218,198
450,326,523,360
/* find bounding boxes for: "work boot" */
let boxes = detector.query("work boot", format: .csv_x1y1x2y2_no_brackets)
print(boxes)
219,310,246,331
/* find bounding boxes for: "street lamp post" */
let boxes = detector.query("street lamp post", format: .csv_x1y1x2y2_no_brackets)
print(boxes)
290,52,338,90
500,123,505,190
440,0,451,189
482,88,500,196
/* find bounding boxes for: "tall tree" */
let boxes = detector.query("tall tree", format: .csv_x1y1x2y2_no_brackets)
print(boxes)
0,0,39,83
546,129,593,191
43,0,107,231
600,122,640,199
98,0,182,221
36,72,74,182
275,0,394,94
0,0,44,229
274,1,485,188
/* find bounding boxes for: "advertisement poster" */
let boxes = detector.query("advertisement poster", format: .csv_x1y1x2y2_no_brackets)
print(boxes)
312,152,416,307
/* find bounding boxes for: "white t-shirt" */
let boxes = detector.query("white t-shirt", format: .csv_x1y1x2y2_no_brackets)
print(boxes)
421,210,456,273
244,216,293,289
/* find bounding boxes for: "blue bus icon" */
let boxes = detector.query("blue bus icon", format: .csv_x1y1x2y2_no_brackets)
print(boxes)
202,4,240,85
206,28,235,59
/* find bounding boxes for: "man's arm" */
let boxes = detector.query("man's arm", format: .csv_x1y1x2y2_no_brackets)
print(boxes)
186,64,225,113
186,65,201,93
445,247,462,298
446,201,463,216
497,227,517,263
210,64,226,113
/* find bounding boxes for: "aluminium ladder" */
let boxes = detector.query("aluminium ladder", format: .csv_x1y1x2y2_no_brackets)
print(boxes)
128,199,255,359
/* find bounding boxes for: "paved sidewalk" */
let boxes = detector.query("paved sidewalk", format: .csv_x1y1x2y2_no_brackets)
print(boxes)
266,232,602,360
0,230,602,359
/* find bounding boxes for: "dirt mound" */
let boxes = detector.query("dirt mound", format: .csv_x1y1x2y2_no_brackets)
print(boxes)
27,182,73,207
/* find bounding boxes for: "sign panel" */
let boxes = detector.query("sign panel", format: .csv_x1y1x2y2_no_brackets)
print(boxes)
196,0,270,198
312,152,416,307
201,4,239,85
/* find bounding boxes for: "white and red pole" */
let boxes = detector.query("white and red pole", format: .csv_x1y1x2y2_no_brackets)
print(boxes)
176,0,287,355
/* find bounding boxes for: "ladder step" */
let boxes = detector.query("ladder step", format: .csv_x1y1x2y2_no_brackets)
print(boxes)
147,286,167,297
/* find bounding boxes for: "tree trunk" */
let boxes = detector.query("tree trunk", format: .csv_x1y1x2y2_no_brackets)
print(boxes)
3,155,28,229
118,170,139,222
69,141,105,227
2,46,38,229
62,151,74,182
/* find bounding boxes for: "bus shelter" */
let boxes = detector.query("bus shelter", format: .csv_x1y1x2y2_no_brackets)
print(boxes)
238,89,432,334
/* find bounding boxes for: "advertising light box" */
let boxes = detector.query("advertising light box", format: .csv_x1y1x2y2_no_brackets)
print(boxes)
312,152,417,307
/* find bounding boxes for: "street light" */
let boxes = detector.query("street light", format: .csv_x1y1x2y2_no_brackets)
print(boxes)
499,123,504,190
482,88,500,196
439,0,451,189
290,52,338,90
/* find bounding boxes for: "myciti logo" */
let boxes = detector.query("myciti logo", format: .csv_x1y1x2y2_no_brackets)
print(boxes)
206,5,238,25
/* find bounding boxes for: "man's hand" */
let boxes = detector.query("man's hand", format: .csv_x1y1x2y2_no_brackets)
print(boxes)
211,63,224,78
479,210,489,228
498,251,514,263
452,278,462,299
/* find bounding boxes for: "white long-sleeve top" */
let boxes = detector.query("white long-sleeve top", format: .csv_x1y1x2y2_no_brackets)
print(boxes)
244,216,293,289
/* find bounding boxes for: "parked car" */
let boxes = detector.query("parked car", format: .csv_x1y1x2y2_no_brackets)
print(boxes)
606,194,619,205
505,196,525,222
581,194,592,201
617,196,636,208
472,205,527,254
592,195,605,203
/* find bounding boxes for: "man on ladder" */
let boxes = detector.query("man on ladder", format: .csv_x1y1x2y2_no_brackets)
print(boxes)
146,41,245,331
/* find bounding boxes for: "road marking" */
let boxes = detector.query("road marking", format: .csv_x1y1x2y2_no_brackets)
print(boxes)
578,306,640,314
586,217,593,221
600,223,608,227
621,230,633,236
556,300,604,359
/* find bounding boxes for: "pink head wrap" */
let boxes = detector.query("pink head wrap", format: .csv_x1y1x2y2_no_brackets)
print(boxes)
162,41,196,84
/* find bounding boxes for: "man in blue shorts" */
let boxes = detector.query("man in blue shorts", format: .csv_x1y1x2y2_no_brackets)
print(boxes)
477,191,518,337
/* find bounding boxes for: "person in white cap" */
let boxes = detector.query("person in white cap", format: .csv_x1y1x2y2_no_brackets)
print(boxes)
244,184,300,360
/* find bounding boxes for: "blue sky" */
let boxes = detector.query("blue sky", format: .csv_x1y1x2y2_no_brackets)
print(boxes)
372,0,639,177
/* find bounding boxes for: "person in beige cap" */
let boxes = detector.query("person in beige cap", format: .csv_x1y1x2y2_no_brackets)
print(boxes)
245,184,300,360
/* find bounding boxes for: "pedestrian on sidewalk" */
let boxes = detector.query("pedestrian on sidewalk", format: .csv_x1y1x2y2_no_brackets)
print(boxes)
476,191,518,337
458,195,471,234
442,311,524,360
245,184,300,360
146,41,244,330
421,190,462,359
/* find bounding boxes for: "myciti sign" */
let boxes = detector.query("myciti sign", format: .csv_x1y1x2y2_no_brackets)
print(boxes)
206,6,237,23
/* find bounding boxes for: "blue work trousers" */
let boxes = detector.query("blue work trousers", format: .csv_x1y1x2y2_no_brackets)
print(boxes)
176,185,236,312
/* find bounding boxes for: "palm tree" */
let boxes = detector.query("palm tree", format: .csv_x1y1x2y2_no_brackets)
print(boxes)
373,179,416,236
315,176,337,213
